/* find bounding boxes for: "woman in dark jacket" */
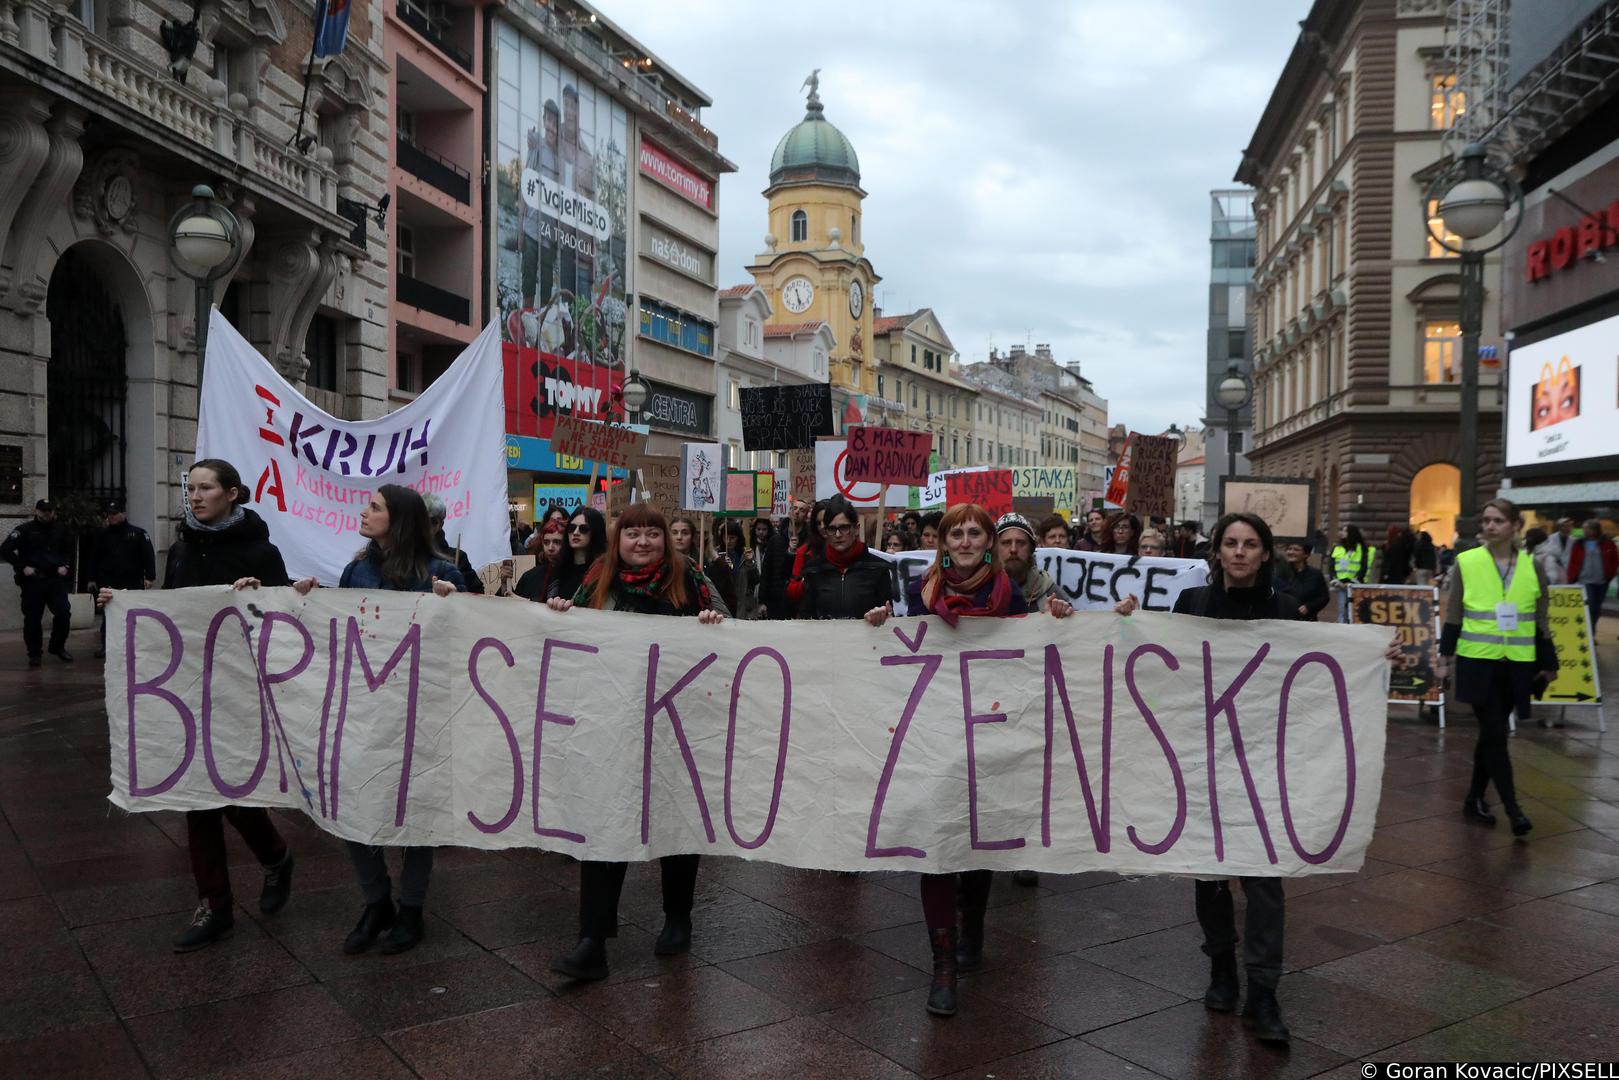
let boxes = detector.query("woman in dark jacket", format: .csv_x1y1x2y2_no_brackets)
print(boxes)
1379,525,1415,584
871,503,1077,1018
293,484,466,956
797,497,895,622
1103,512,1142,556
706,520,760,619
548,506,607,602
515,520,565,601
545,502,726,982
98,458,295,953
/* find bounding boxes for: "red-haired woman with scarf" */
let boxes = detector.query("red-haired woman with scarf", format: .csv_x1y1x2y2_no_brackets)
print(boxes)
868,502,1076,1017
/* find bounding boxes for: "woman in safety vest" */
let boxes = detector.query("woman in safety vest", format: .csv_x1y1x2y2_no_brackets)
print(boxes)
1437,498,1558,837
1328,525,1373,622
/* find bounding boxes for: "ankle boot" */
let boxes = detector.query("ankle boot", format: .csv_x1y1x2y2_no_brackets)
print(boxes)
926,926,959,1017
550,936,610,981
1507,808,1533,837
654,916,692,956
342,900,395,955
380,904,425,954
1203,951,1240,1012
1463,796,1497,826
259,852,294,915
1242,983,1290,1044
956,908,985,971
173,905,234,953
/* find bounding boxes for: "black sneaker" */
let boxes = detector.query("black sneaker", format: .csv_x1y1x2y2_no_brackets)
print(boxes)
259,852,294,915
173,905,234,952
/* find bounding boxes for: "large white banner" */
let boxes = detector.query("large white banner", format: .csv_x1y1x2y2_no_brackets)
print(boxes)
197,312,509,584
106,587,1390,876
878,548,1209,615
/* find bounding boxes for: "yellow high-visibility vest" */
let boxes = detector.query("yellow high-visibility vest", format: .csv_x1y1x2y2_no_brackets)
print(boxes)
1455,546,1538,662
1330,544,1368,581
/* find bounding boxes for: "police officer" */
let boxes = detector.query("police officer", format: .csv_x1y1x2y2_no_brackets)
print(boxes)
86,497,155,658
2,499,74,667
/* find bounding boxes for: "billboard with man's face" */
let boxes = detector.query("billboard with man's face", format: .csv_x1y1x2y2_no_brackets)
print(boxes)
493,23,630,439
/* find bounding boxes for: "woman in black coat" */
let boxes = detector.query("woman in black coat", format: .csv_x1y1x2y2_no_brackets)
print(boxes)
796,497,896,622
548,506,607,602
98,458,295,953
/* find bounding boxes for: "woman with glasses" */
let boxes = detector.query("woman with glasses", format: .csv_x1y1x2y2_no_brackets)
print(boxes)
798,497,896,623
545,503,725,982
1104,512,1142,556
549,507,607,602
1137,529,1166,558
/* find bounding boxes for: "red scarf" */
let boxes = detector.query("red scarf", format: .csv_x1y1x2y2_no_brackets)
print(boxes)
921,561,1013,627
823,539,867,572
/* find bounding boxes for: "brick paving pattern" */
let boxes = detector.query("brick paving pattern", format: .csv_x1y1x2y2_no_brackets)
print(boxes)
3,625,1617,1078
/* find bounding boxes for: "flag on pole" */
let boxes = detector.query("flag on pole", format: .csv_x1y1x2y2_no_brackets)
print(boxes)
313,0,352,58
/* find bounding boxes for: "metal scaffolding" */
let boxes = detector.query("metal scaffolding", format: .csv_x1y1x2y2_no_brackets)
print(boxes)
1445,0,1510,153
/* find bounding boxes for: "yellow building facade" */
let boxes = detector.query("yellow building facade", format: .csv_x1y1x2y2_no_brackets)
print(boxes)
747,77,880,398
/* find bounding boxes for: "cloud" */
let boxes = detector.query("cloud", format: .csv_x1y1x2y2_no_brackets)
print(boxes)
596,0,1306,432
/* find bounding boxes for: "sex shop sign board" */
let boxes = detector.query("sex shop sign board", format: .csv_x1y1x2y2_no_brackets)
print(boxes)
196,312,509,584
107,588,1390,876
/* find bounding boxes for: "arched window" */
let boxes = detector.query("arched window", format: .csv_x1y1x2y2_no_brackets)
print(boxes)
1409,463,1460,543
791,209,808,242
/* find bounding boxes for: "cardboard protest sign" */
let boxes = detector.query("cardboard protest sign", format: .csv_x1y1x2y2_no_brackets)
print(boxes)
739,384,834,450
845,426,933,485
946,469,1014,517
771,469,791,518
606,477,632,517
1124,434,1176,519
108,588,1390,875
814,439,912,507
681,443,723,512
1347,585,1443,705
1545,585,1602,705
789,448,816,506
1221,477,1317,542
197,312,507,583
1013,496,1056,519
635,454,683,514
551,415,645,471
722,471,758,516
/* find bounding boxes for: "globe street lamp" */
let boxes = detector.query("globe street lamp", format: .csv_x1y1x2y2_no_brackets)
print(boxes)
1215,364,1252,484
621,369,650,425
168,185,243,387
1423,142,1522,547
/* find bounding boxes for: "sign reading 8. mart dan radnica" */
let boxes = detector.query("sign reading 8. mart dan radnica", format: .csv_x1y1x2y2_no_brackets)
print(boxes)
639,217,715,285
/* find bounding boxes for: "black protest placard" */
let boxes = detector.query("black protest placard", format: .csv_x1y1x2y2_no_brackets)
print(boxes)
740,384,835,450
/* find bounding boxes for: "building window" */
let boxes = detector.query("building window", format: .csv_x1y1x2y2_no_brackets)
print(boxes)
728,379,740,410
1423,321,1462,384
744,318,758,346
910,344,917,365
1228,329,1246,359
638,296,716,357
305,315,340,393
1430,75,1465,130
851,213,858,244
877,374,885,398
790,209,808,243
396,223,415,278
1425,199,1461,258
911,384,917,407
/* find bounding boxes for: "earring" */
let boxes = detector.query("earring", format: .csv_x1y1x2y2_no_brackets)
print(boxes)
942,554,951,569
985,549,993,563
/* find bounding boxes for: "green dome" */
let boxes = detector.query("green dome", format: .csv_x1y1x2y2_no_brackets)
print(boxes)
769,98,860,188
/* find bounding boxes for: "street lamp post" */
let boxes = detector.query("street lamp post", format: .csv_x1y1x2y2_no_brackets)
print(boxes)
168,185,243,388
1215,364,1252,485
621,369,649,426
1423,142,1522,547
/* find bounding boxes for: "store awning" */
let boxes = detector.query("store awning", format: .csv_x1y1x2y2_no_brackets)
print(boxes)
1500,479,1619,507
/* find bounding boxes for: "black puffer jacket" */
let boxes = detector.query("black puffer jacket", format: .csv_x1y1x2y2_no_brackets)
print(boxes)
1172,582,1295,622
797,547,897,620
163,508,290,589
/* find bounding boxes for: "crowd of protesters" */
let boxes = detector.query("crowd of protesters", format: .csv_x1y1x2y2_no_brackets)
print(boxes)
37,456,1608,1046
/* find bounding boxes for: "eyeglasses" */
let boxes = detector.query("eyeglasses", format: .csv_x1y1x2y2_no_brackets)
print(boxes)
824,523,855,536
568,523,591,534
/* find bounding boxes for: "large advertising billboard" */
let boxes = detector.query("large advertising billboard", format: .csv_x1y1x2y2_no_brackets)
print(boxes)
494,24,629,440
1506,311,1619,470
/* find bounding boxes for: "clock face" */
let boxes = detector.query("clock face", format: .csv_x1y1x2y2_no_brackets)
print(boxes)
782,276,815,314
848,280,865,319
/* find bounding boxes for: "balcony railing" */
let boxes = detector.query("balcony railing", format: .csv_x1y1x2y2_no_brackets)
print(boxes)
335,196,369,249
398,274,470,325
397,134,472,204
396,1,475,73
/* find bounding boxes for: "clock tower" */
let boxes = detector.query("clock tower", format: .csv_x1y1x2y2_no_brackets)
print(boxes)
747,74,880,396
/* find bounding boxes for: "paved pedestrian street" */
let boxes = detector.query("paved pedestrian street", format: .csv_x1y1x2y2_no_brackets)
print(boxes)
4,626,1619,1080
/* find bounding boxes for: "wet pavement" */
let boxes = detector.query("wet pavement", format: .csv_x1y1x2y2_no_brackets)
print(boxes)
4,624,1619,1079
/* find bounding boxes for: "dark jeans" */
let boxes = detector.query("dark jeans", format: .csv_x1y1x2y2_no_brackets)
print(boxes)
1196,877,1285,990
1469,663,1520,813
346,842,434,908
577,855,700,939
20,577,70,659
1586,583,1609,629
919,869,992,931
187,807,287,910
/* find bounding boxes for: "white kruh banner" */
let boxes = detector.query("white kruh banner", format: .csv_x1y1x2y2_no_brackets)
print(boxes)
107,588,1390,877
196,311,508,584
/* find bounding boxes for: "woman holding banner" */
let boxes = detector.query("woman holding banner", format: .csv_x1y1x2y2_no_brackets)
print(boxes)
544,502,726,982
549,506,607,602
98,458,297,953
291,484,467,956
868,503,1077,1018
1437,498,1557,839
797,498,895,622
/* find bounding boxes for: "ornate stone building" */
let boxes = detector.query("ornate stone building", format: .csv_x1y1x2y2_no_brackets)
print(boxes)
0,0,390,603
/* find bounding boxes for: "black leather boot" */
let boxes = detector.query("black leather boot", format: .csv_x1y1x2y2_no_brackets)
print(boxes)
1463,796,1497,826
342,900,395,955
926,926,959,1017
956,907,984,971
380,904,424,954
654,916,692,956
1508,809,1533,837
173,905,234,953
1203,951,1240,1012
1242,983,1291,1044
550,937,610,981
259,852,294,915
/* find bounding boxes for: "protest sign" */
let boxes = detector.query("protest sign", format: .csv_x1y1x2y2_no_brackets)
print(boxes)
1221,477,1317,542
108,588,1389,876
606,477,632,517
754,473,776,515
878,547,1207,616
1013,466,1078,514
197,312,507,583
1105,443,1130,507
550,415,645,471
947,469,1014,517
789,449,816,506
1347,585,1444,710
721,471,758,516
815,439,912,507
1124,435,1176,519
739,385,835,450
770,469,791,518
681,443,723,512
845,426,933,486
1546,585,1603,706
533,484,589,514
1013,496,1056,519
634,454,682,514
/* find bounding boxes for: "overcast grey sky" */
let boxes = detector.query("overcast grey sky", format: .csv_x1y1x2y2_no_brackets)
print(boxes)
606,0,1308,434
